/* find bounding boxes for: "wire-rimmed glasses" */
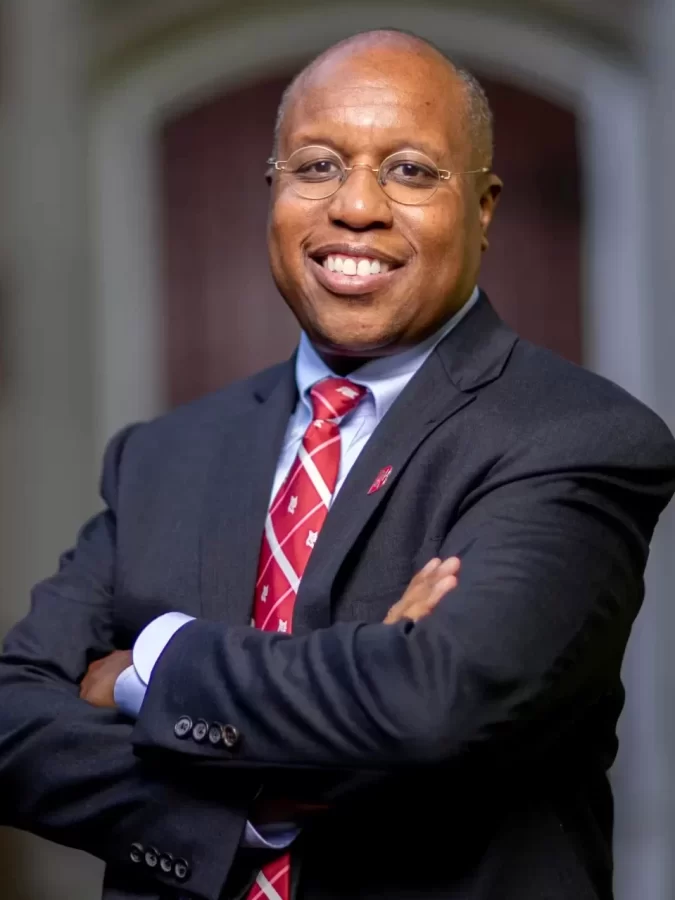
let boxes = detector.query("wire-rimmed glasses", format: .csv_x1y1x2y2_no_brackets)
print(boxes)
267,145,489,205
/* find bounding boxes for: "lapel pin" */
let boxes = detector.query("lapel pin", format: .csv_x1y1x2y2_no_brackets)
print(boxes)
368,465,393,495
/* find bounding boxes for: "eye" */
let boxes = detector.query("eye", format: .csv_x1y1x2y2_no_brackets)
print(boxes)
293,158,342,181
384,160,438,187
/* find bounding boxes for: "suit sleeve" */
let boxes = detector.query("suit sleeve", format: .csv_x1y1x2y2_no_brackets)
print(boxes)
0,427,256,900
131,412,675,772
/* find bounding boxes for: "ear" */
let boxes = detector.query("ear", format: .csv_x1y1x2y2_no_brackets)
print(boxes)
478,174,503,252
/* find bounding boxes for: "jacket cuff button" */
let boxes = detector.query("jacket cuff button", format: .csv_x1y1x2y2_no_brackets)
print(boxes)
222,724,240,749
208,722,224,745
129,842,144,864
173,858,191,882
174,716,193,739
159,852,174,874
191,719,209,742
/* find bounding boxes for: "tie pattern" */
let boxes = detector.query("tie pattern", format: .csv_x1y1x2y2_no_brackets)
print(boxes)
246,377,366,900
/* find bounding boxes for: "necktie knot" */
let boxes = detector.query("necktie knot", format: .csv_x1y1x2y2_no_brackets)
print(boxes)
309,377,366,422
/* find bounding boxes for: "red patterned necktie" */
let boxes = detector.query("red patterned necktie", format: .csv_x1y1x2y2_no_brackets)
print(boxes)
246,376,366,900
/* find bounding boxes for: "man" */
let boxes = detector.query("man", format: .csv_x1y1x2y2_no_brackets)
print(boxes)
1,28,674,900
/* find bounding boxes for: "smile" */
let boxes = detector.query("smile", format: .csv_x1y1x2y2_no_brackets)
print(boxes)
322,254,390,276
308,246,405,296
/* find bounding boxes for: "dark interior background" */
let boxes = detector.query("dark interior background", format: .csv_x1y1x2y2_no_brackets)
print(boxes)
160,71,582,407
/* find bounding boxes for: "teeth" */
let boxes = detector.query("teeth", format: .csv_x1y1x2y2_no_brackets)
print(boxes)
322,255,392,276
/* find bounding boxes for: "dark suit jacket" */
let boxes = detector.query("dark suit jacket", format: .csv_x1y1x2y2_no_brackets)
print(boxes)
1,294,675,900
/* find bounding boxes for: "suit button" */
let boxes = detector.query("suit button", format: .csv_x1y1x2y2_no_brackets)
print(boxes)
192,719,209,742
129,842,144,864
159,852,174,874
208,722,224,746
174,716,193,739
173,858,191,882
144,846,159,868
222,724,240,749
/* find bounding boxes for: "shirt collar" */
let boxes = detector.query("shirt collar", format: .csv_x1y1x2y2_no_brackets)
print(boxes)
295,286,480,422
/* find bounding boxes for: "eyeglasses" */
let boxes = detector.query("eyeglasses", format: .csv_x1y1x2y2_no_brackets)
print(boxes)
267,145,489,205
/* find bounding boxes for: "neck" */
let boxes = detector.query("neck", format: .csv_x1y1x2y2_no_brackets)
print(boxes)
317,353,372,376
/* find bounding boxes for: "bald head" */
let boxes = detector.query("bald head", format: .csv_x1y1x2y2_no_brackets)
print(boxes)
273,29,493,167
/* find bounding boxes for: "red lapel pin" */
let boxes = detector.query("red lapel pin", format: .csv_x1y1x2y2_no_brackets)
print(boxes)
368,465,393,494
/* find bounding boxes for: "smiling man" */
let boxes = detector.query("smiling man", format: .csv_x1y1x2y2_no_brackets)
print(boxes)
1,29,675,900
268,34,499,368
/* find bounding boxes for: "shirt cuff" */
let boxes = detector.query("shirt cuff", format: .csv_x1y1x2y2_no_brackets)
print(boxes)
113,663,146,718
242,820,301,850
133,611,195,685
113,612,195,719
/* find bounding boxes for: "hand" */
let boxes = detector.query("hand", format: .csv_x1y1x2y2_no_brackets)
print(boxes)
384,556,460,625
79,650,132,708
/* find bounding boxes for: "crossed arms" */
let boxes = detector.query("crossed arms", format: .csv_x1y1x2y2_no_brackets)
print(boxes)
0,414,673,899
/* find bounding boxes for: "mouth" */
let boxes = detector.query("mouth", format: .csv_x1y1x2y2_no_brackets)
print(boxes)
307,244,406,297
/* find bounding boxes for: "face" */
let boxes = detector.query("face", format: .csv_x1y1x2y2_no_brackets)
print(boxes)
267,43,502,368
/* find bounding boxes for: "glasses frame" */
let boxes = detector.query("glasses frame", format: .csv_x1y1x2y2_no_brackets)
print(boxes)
266,145,490,205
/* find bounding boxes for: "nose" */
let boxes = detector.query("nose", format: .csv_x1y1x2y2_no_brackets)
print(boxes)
326,166,394,231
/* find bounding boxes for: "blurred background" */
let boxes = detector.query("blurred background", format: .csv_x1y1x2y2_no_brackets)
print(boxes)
1,0,674,897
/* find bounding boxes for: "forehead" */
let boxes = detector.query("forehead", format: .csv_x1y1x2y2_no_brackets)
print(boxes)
282,50,469,160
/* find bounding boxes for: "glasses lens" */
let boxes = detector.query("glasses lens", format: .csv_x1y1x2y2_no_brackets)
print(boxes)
284,146,344,199
379,152,440,204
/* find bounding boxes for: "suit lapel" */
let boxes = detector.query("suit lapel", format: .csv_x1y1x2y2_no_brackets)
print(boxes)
199,360,297,624
198,294,516,629
292,294,518,633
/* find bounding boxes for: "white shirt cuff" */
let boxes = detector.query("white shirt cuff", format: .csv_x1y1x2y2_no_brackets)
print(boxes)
113,663,146,718
113,612,195,718
132,611,195,685
242,820,301,850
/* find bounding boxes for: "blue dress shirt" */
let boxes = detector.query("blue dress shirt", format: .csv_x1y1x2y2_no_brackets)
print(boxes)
114,286,480,848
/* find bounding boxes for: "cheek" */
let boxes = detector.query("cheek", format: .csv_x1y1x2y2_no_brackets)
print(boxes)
404,203,466,272
269,194,313,268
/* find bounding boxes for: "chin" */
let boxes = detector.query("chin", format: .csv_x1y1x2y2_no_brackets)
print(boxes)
309,324,401,359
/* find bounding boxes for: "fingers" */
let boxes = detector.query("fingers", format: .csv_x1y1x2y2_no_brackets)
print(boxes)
397,574,457,623
416,557,442,578
435,556,460,577
409,556,459,585
427,573,458,606
384,556,460,624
